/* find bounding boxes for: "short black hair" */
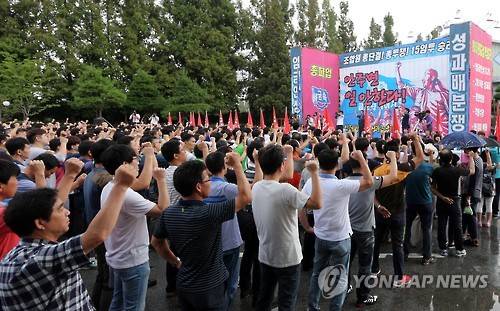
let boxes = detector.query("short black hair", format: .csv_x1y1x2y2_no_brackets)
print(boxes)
101,144,135,175
161,139,181,162
0,159,20,184
193,144,203,159
66,136,81,151
173,160,206,197
33,153,59,170
49,138,61,152
5,137,30,156
90,139,115,164
140,135,154,145
116,135,134,146
347,152,367,170
26,128,46,144
438,149,452,165
181,132,194,142
78,140,93,157
5,188,58,237
354,138,370,152
384,139,400,154
317,149,339,171
247,138,264,163
205,151,225,175
313,142,330,157
376,140,387,154
258,144,284,175
324,138,339,150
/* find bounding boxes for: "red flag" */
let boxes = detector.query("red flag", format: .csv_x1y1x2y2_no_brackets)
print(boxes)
178,112,182,125
260,109,266,128
363,109,371,133
391,108,401,139
227,110,234,130
435,106,442,134
205,111,209,128
219,110,224,126
272,107,278,129
247,110,254,127
495,104,500,142
283,107,291,134
188,112,193,126
234,110,240,128
197,112,203,127
167,112,172,126
323,109,334,130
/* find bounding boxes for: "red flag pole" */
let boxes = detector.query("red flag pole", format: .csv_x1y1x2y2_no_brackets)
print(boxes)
167,112,172,125
260,108,266,128
205,110,209,128
247,110,254,127
178,112,182,125
272,106,278,129
234,110,240,128
197,112,202,127
284,107,291,134
228,110,234,130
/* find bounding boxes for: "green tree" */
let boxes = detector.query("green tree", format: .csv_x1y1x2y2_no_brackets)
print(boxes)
72,65,125,117
162,70,212,114
157,0,238,111
337,1,357,52
294,0,307,46
126,69,164,112
0,57,56,119
305,0,321,48
363,18,382,49
320,0,343,53
382,13,398,47
248,0,290,112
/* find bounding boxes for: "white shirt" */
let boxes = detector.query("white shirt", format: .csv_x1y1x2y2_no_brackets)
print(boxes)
302,173,359,242
101,181,155,269
252,180,309,268
150,115,159,126
336,114,344,126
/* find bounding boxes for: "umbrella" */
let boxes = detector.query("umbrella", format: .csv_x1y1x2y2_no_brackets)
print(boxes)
440,132,487,149
482,136,500,148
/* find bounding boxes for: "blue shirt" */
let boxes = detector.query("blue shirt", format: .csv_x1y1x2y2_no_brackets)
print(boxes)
405,162,434,205
203,176,242,252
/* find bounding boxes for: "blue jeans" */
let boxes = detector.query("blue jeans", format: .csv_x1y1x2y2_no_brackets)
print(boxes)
109,262,150,311
222,246,240,310
404,203,433,259
308,237,351,311
256,263,301,311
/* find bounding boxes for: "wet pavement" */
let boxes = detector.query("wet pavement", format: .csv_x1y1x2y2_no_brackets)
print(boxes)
81,219,500,311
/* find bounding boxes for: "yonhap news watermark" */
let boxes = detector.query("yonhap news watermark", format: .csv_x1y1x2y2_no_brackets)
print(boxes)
319,264,488,298
351,274,488,289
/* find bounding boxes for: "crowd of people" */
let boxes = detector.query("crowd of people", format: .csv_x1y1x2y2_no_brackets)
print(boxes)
0,116,498,311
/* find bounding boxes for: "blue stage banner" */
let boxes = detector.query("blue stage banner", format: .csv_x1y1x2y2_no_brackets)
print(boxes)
448,22,470,133
290,47,303,122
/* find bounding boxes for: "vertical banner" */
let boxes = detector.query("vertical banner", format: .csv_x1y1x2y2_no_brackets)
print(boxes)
290,47,303,123
339,38,450,135
448,22,470,133
469,22,493,134
300,48,339,125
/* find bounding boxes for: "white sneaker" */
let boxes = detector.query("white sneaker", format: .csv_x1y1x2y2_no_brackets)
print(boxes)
455,249,467,257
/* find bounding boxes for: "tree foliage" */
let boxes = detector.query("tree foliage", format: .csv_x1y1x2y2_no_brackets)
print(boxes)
363,18,382,49
0,0,399,120
337,1,357,53
72,65,125,117
382,13,398,47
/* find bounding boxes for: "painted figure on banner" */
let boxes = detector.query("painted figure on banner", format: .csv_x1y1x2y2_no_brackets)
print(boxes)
395,62,449,134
